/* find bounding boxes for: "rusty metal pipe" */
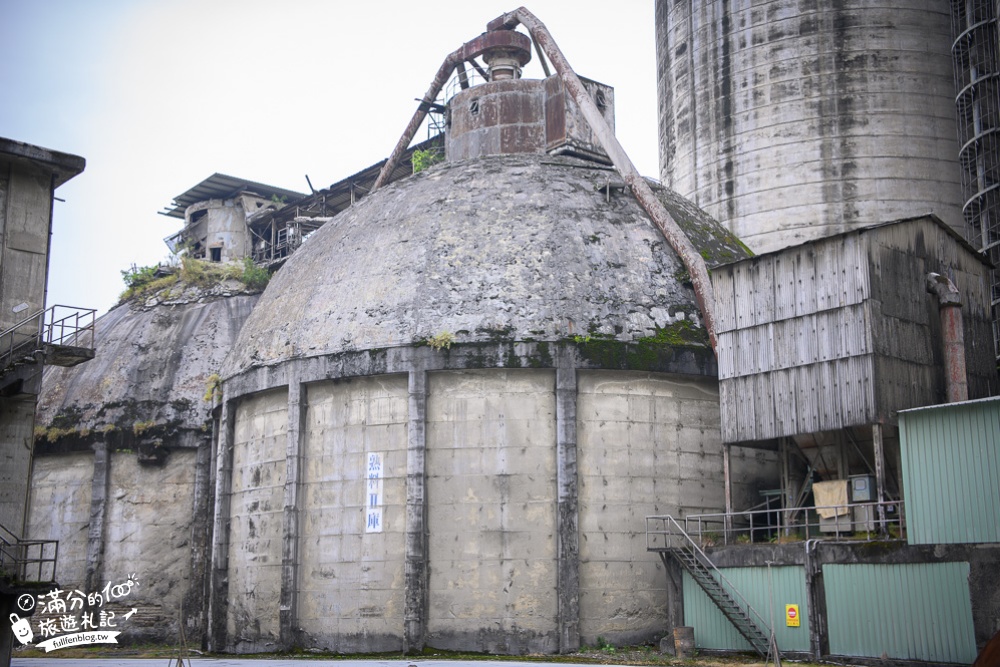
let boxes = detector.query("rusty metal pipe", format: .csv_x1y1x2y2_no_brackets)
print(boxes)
493,7,719,351
926,272,969,403
373,53,461,191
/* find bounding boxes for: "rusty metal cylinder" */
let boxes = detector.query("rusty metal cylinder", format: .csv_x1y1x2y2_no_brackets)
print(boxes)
673,626,696,658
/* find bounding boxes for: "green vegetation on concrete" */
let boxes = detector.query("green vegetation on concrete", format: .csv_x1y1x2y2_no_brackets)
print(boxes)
118,256,270,303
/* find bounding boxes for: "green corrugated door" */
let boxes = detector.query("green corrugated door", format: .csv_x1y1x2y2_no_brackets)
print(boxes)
682,565,809,652
899,398,1000,544
824,562,976,663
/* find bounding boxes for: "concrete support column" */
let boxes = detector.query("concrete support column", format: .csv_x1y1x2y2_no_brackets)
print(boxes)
404,368,428,653
660,552,683,651
208,399,235,652
555,360,580,652
84,440,110,594
280,380,304,648
186,429,215,647
872,423,887,530
722,443,732,539
804,541,828,659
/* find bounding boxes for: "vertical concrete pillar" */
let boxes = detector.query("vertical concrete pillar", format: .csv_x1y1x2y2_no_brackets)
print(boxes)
722,443,732,539
280,379,304,648
661,552,683,651
186,431,215,647
404,368,427,653
84,440,109,593
208,399,235,652
872,423,887,530
555,357,580,652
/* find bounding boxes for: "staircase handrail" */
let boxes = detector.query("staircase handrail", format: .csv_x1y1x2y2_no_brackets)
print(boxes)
647,514,776,646
0,521,58,584
0,304,96,370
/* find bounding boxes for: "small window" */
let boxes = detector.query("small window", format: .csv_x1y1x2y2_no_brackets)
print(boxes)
470,98,480,116
210,247,222,262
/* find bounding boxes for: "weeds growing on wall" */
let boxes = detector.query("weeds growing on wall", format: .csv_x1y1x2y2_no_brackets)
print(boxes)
412,148,444,173
118,257,271,303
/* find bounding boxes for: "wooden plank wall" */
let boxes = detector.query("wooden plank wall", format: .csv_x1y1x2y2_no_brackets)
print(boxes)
714,216,997,444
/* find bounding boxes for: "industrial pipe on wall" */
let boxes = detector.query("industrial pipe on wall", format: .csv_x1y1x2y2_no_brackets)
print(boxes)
926,272,969,403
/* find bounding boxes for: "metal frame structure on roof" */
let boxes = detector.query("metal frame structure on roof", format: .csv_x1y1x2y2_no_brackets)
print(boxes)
245,135,445,269
160,173,307,219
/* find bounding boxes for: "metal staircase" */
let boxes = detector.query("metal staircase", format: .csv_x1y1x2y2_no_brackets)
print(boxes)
647,515,779,659
0,304,96,381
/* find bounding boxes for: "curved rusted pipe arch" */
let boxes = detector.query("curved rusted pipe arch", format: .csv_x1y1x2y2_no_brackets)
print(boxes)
373,7,719,352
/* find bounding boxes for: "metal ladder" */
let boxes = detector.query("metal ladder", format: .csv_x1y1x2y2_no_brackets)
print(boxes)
648,515,779,659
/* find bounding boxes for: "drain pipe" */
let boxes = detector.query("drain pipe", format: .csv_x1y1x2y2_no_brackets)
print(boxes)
926,273,968,403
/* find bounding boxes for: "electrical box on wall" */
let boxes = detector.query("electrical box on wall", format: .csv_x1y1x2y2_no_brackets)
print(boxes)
850,475,876,502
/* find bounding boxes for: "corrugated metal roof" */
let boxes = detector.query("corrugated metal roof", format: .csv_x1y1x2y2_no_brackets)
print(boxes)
160,173,308,219
244,135,445,232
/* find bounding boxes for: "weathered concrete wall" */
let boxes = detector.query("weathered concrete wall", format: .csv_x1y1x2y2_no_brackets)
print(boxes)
298,376,408,651
184,198,248,263
26,452,93,586
0,157,51,331
656,1,965,253
37,291,259,441
0,144,79,537
576,370,725,645
227,388,287,652
102,450,196,641
0,398,35,533
425,369,558,654
222,154,749,380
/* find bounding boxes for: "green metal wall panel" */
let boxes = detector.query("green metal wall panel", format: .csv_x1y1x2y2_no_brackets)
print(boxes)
824,562,976,664
899,397,1000,544
682,566,809,653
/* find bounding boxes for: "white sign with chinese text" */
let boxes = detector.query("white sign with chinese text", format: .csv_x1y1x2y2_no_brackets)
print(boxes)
365,452,384,533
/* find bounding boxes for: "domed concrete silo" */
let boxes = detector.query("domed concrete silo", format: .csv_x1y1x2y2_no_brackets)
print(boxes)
28,276,261,642
209,24,777,655
656,0,965,254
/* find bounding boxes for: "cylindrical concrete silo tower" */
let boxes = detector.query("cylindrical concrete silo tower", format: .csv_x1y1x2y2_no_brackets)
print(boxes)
209,27,777,656
656,1,966,254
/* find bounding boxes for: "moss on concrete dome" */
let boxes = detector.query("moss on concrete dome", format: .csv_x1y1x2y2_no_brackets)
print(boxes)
221,153,748,379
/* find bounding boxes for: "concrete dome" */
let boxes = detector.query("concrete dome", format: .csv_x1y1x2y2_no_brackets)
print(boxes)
207,151,775,656
222,153,749,379
29,283,259,643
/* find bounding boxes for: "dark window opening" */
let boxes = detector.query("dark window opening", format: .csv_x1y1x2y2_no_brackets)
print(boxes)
470,98,480,115
210,247,222,262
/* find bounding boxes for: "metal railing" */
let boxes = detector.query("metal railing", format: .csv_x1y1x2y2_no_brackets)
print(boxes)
646,514,776,656
0,304,96,372
648,500,906,549
0,522,57,584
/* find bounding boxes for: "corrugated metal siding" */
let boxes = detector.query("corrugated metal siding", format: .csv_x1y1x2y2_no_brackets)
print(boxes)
900,398,1000,544
682,566,809,653
824,563,976,664
714,217,997,443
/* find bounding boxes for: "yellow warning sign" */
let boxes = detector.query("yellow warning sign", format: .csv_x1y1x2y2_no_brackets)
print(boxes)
786,603,800,627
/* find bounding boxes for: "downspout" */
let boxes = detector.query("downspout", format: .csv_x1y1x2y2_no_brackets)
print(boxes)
926,272,969,403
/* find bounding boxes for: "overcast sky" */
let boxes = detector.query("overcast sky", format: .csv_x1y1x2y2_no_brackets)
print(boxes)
1,0,658,316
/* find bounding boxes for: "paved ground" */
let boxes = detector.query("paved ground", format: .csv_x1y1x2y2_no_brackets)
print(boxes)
13,661,623,667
